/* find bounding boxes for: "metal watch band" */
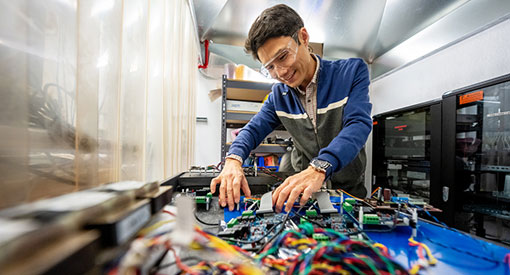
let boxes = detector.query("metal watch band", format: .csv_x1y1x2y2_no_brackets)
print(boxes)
310,163,327,173
225,154,243,163
309,159,332,174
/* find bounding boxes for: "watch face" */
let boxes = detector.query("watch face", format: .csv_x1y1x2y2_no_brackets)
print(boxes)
312,159,331,170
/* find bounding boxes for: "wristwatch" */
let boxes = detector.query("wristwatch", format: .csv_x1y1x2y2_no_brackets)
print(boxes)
225,154,243,164
309,158,332,174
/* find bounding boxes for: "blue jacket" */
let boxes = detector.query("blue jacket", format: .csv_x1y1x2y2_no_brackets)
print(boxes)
228,57,372,196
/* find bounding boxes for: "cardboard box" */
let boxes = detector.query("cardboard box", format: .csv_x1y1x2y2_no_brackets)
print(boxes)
227,100,263,113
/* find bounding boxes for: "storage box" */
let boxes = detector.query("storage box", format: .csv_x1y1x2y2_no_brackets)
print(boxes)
226,100,263,113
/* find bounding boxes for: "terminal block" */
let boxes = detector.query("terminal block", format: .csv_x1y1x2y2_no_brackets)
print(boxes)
195,192,213,211
227,218,238,228
345,198,356,205
312,233,329,242
242,210,254,217
343,202,353,212
306,209,318,217
363,214,380,225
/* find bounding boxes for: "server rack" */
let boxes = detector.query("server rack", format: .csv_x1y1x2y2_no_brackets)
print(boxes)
442,73,510,244
372,99,443,215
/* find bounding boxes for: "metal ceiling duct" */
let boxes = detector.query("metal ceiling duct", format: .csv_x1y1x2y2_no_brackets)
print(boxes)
191,0,510,79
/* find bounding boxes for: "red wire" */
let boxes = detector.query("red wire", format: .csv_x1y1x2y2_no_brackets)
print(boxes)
162,210,175,216
170,247,198,275
504,253,510,269
409,241,426,261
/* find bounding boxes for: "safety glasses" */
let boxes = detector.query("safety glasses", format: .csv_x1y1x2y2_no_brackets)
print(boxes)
260,32,299,79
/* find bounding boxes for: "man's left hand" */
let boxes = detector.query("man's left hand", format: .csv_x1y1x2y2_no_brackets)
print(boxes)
272,166,326,213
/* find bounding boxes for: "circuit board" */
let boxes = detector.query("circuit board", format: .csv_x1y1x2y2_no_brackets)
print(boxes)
215,190,417,251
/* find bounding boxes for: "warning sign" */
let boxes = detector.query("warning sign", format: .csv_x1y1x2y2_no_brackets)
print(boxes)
459,90,483,105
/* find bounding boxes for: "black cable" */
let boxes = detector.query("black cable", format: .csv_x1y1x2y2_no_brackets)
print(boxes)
149,249,170,275
221,221,283,244
291,210,327,228
258,167,285,181
256,206,304,254
194,212,219,226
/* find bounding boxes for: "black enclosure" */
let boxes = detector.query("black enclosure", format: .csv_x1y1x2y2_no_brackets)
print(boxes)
441,73,510,244
372,100,443,216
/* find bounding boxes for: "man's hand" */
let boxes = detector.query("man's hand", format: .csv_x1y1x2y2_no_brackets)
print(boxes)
272,166,326,213
210,159,251,211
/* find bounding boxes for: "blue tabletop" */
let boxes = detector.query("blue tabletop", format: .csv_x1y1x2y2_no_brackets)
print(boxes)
367,219,510,274
223,196,510,274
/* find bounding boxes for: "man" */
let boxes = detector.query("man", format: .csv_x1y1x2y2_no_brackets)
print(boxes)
210,4,372,213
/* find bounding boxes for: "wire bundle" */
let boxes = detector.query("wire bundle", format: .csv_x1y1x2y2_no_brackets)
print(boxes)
256,223,409,275
407,237,437,274
174,227,264,275
178,260,263,275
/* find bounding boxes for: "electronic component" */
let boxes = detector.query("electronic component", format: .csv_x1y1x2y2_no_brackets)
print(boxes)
257,191,274,214
195,192,212,211
306,209,318,217
363,214,380,224
343,201,353,212
313,191,338,214
86,199,151,246
146,186,174,214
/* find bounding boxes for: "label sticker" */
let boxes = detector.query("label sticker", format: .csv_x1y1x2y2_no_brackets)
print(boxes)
459,90,483,105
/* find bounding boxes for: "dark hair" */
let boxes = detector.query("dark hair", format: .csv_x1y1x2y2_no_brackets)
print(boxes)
245,4,304,61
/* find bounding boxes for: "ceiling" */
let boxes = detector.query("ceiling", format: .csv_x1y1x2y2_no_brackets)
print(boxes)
190,0,510,79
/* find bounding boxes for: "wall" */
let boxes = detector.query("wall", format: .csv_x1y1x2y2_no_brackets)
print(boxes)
365,17,510,191
194,72,223,167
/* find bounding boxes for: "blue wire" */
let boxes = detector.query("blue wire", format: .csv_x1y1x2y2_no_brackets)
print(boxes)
408,202,495,258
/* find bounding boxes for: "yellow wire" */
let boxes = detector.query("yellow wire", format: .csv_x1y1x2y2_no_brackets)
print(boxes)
267,264,287,271
312,263,333,270
289,239,315,246
311,263,349,275
408,237,438,265
212,261,232,267
408,263,421,274
373,243,388,252
192,266,210,271
371,187,380,197
137,219,174,237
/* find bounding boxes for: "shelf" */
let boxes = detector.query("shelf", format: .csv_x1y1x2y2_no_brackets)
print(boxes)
226,110,257,114
481,165,510,173
462,203,510,221
225,79,272,102
225,78,274,90
464,192,510,204
221,76,288,164
226,111,256,123
226,143,287,154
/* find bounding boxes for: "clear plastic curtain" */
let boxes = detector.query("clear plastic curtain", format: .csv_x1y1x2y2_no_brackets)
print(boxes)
0,0,197,209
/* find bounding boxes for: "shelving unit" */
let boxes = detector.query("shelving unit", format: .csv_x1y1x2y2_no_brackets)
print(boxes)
220,75,287,168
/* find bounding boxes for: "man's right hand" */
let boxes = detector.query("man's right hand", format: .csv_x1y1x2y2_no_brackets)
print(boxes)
210,158,251,211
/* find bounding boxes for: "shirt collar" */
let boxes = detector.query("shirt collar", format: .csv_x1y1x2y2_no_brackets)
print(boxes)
297,54,320,94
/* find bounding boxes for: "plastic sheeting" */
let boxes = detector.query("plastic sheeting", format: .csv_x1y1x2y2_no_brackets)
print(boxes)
0,0,197,209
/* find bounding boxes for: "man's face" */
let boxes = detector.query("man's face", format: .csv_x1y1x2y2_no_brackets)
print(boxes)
257,31,310,88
